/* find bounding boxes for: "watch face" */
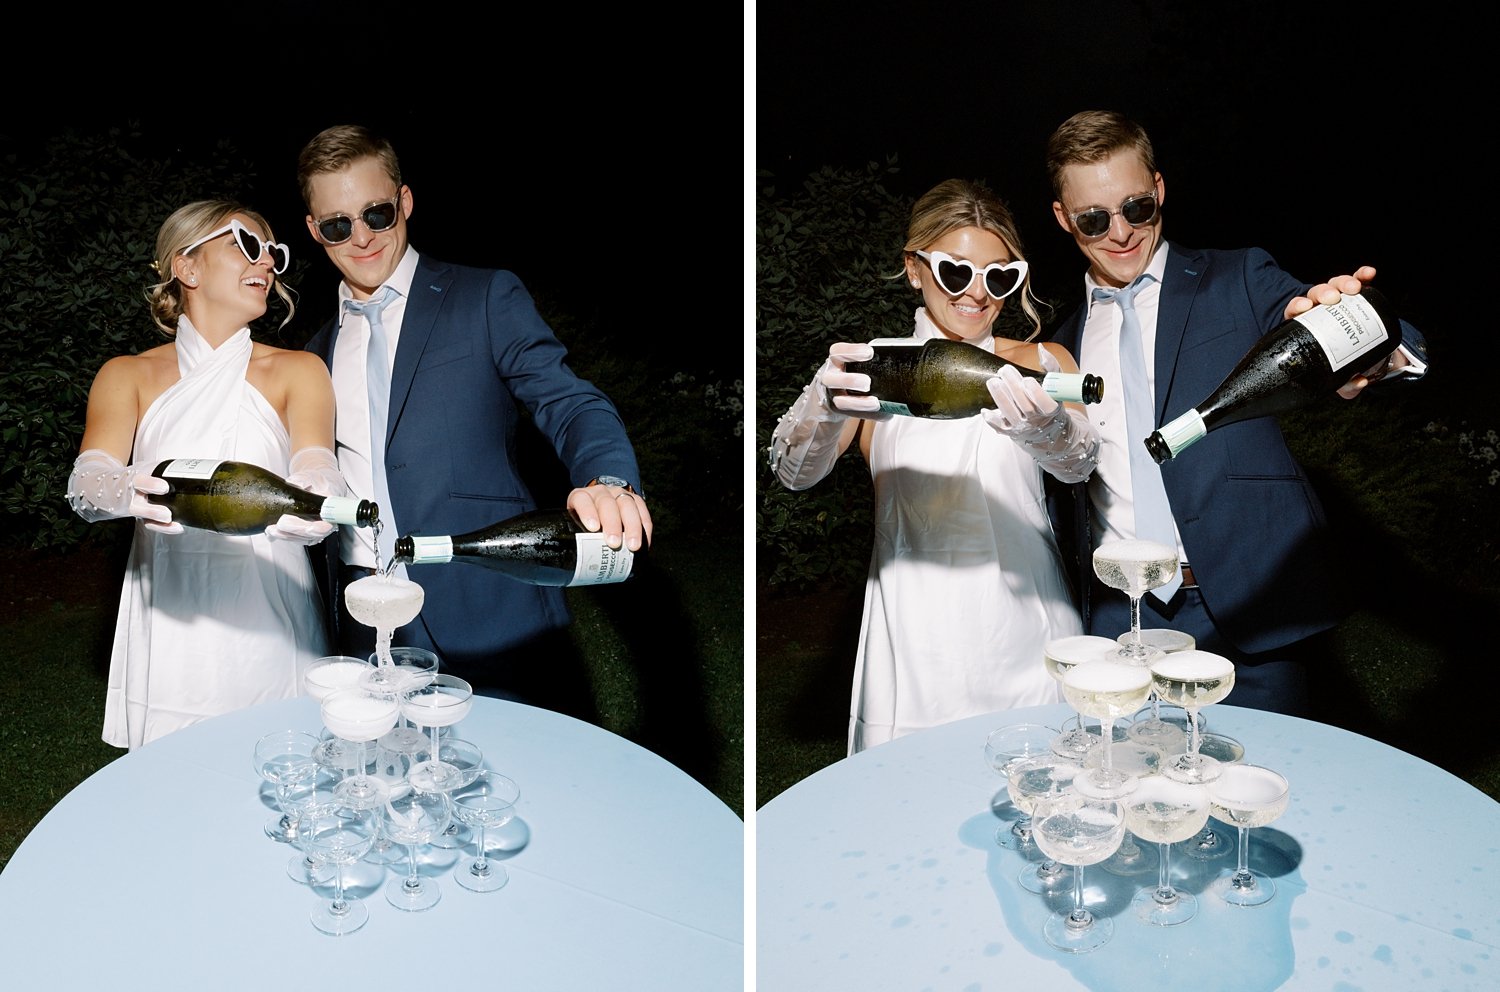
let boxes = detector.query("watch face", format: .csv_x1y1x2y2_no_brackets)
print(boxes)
595,475,630,489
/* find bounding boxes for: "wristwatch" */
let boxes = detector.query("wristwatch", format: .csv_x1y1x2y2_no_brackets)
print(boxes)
588,474,640,497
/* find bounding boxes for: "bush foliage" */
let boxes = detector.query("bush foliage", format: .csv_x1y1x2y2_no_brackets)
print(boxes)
0,125,273,549
754,162,912,591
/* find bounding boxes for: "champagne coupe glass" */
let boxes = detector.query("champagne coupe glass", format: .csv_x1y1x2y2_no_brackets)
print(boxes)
1124,774,1211,926
1088,740,1165,878
1208,763,1290,907
303,656,371,771
1006,753,1081,894
1178,732,1246,862
1031,791,1127,954
380,787,454,912
1152,650,1236,784
982,723,1058,850
409,737,486,850
298,801,378,936
1091,538,1179,662
451,773,521,893
1062,659,1153,800
365,646,440,778
344,572,426,670
277,762,343,884
1043,635,1121,760
1124,629,1196,748
403,674,475,792
252,729,321,843
320,687,400,808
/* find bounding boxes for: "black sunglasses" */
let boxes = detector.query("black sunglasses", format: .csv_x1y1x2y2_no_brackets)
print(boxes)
1068,191,1159,239
314,193,402,245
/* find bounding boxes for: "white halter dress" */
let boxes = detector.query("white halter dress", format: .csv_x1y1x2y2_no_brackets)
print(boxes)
847,309,1081,754
102,317,329,749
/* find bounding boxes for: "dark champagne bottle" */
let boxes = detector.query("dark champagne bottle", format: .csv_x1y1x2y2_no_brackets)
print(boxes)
147,458,378,535
841,337,1103,419
1144,285,1402,463
391,507,640,586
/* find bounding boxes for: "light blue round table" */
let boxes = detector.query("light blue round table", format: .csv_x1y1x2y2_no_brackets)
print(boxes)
0,696,743,991
757,703,1500,991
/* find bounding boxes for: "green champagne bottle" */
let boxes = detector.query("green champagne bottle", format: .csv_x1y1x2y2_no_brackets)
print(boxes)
148,458,378,535
842,337,1104,419
1145,286,1402,463
392,507,640,586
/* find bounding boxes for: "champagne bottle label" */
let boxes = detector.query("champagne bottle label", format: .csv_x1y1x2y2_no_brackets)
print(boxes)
317,497,366,526
1295,292,1390,371
574,532,636,585
1150,409,1207,462
408,535,456,564
408,532,635,583
157,457,224,479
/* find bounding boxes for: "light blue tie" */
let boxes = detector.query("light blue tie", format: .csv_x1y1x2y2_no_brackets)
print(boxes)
345,286,400,570
1093,274,1182,602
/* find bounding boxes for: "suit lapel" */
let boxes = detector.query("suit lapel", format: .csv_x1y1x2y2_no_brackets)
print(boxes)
1154,243,1204,422
388,256,451,438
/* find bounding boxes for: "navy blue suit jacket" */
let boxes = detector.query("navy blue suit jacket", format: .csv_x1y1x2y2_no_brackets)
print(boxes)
1046,243,1424,655
305,253,641,673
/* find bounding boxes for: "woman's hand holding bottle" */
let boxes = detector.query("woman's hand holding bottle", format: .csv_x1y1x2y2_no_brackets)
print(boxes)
66,448,182,534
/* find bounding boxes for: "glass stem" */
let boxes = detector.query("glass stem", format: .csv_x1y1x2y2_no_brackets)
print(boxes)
331,866,347,912
1069,865,1091,925
1156,842,1174,901
1130,594,1144,649
474,826,489,871
1234,825,1253,884
1187,708,1201,757
407,844,420,886
1100,719,1114,776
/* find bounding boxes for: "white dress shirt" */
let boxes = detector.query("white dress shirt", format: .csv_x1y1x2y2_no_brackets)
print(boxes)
331,245,421,569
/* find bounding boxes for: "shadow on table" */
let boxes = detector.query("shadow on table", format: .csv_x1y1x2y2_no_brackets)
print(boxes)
959,811,1299,991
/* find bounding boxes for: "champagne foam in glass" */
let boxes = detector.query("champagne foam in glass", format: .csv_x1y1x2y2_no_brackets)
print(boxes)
1062,660,1154,720
345,574,425,666
1149,650,1236,708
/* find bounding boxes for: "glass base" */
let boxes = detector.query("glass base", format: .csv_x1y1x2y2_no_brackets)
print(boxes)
430,822,471,850
993,816,1033,852
386,875,442,912
265,813,299,844
1213,868,1275,906
1132,886,1198,926
1044,910,1112,954
1085,742,1163,779
1050,727,1099,761
1073,766,1139,800
288,854,335,885
1100,835,1157,877
1126,717,1186,751
1197,733,1246,765
310,895,368,936
1018,859,1071,894
455,858,509,893
334,774,392,809
363,838,406,865
1178,825,1234,861
1163,752,1223,784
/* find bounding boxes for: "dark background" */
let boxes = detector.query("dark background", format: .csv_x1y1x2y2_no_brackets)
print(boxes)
7,5,739,378
756,0,1488,379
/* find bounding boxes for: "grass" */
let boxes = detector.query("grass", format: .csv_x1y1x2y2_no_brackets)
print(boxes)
0,530,743,872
